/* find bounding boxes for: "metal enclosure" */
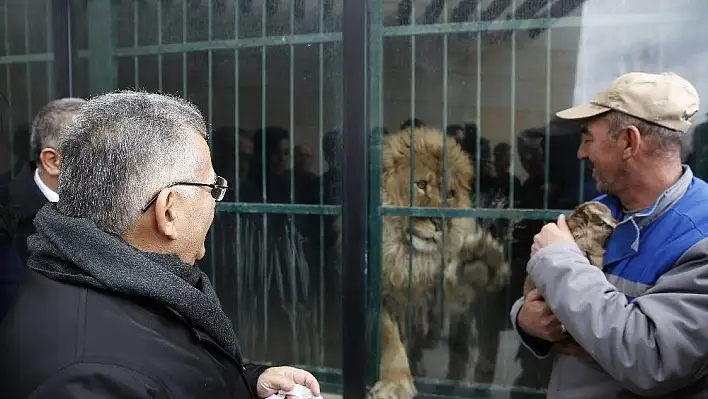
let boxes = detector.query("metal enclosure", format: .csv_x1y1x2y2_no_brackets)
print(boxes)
2,0,708,397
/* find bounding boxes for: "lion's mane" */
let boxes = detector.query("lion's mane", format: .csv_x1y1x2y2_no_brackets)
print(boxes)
380,127,474,317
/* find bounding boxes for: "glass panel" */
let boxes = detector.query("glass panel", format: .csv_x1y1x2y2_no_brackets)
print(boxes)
102,0,344,382
368,0,708,397
0,0,54,179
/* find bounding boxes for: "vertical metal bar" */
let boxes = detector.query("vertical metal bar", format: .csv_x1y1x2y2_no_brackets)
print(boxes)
4,0,13,174
503,0,519,371
543,0,551,209
509,0,516,209
577,2,587,204
288,0,298,363
406,0,416,356
46,0,53,101
24,0,32,124
133,1,139,89
182,0,187,98
367,0,384,386
50,0,75,99
342,0,368,395
233,0,243,353
233,1,240,202
439,0,449,324
474,3,482,207
317,0,325,366
207,0,216,287
260,0,269,354
157,0,163,91
87,0,116,95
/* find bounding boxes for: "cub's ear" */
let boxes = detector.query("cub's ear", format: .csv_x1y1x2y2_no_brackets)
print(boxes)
598,212,618,229
382,131,412,173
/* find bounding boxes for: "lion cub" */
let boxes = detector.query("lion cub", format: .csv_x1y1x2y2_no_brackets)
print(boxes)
523,201,617,296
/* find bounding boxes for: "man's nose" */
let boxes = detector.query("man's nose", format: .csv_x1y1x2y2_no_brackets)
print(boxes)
577,145,587,160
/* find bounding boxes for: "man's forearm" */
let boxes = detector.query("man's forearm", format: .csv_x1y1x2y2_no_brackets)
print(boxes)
529,240,708,395
509,297,552,358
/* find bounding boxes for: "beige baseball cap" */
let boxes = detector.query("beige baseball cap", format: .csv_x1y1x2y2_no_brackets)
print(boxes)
556,72,700,132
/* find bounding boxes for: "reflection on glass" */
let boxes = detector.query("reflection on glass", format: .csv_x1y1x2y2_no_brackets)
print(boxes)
101,0,345,371
370,0,708,397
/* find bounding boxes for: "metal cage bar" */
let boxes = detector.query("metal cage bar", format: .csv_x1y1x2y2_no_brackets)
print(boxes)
342,0,368,396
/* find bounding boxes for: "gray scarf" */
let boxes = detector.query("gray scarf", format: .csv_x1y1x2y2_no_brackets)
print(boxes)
26,203,238,357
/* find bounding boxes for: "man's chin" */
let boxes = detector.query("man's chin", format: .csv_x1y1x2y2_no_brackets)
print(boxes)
195,245,206,263
595,182,609,194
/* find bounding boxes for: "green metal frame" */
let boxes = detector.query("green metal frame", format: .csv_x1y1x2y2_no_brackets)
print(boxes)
3,1,703,397
75,2,576,397
0,0,54,174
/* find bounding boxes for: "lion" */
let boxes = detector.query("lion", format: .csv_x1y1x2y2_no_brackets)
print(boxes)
522,201,617,296
368,127,510,399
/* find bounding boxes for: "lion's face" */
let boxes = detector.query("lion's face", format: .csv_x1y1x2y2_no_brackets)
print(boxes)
382,127,473,253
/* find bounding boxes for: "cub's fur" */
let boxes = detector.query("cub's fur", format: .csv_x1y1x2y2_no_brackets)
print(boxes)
523,200,617,296
368,127,509,399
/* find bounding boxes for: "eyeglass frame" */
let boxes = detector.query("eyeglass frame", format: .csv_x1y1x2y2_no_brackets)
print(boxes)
141,175,229,213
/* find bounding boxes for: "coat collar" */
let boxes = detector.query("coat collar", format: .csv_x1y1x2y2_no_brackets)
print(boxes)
600,165,693,265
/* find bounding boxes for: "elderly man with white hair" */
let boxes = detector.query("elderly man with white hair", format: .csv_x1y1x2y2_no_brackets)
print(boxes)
0,91,321,399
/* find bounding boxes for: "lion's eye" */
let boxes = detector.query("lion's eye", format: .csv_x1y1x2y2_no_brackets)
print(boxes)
416,180,428,190
447,190,456,198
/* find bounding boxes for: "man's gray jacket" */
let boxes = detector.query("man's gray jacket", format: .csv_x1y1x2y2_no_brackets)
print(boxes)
510,166,708,398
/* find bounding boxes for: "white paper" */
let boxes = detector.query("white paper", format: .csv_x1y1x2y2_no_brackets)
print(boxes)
264,383,324,399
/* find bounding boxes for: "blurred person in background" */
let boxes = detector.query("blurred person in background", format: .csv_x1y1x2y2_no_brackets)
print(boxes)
0,98,85,323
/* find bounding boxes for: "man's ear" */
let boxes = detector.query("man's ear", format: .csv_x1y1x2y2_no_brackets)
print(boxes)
38,148,60,177
154,189,179,240
622,125,642,159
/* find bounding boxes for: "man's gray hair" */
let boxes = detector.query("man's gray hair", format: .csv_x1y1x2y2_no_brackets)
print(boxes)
57,90,209,235
605,111,683,157
30,97,86,161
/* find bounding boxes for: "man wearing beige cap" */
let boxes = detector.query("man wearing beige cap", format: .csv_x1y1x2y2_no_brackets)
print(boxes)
510,71,708,398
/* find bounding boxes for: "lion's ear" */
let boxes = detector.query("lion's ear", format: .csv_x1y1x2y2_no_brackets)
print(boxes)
382,132,412,173
598,212,617,229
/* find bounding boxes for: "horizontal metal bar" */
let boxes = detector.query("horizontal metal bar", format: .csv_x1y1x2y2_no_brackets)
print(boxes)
413,378,547,398
215,203,340,215
380,206,567,220
88,32,342,58
65,13,698,60
0,53,53,65
382,12,699,37
215,203,564,219
249,362,548,398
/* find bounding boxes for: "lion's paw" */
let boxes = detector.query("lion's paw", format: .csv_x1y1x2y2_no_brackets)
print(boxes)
367,378,417,399
458,229,508,292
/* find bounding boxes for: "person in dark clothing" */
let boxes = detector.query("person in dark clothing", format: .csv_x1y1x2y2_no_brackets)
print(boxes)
0,203,16,244
2,98,86,264
0,98,86,323
0,91,320,399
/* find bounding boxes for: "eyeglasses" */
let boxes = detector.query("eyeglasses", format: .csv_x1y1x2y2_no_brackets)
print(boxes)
141,175,229,213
